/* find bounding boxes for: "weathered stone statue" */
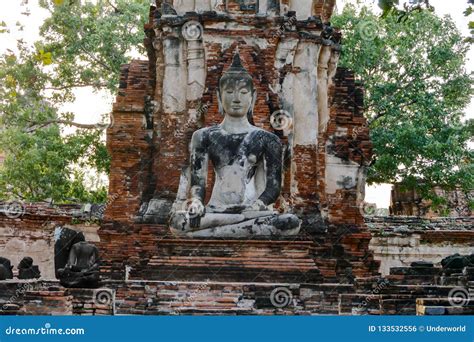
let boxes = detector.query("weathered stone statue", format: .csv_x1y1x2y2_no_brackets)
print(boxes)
0,257,13,280
58,241,100,288
18,257,41,280
441,253,474,275
54,226,85,278
171,54,301,237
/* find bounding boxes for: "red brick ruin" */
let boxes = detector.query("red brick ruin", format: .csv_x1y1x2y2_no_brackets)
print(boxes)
1,0,472,316
100,0,378,284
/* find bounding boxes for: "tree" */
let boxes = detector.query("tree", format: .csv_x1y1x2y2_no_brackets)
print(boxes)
465,0,474,43
0,0,149,203
378,0,474,42
332,5,473,197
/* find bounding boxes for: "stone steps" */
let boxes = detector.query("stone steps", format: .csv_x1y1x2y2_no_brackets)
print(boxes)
2,279,470,316
416,298,474,315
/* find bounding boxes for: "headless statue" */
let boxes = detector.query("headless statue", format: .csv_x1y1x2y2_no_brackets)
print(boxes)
170,54,301,237
18,257,41,280
58,241,100,288
0,257,13,280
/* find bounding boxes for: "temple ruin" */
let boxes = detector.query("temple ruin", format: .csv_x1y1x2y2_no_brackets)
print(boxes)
0,0,472,316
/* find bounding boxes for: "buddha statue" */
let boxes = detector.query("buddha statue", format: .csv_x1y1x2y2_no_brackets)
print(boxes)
18,257,41,280
0,257,13,280
57,241,100,288
170,53,301,237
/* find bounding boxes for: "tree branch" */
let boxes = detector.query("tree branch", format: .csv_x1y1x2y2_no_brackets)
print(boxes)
26,119,109,132
45,83,108,91
368,99,419,126
78,45,114,73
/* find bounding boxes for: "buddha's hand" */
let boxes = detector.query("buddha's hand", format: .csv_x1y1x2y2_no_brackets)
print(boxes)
248,199,267,211
188,198,205,229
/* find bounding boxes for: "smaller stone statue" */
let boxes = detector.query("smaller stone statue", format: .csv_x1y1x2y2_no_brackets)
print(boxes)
57,241,100,288
0,257,13,280
54,226,85,278
441,253,474,273
18,257,41,280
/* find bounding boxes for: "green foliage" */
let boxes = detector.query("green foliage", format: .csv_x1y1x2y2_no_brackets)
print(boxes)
333,5,474,196
0,0,149,203
427,195,451,216
0,21,9,34
465,1,474,43
0,126,107,202
378,0,474,42
38,0,149,96
468,199,474,210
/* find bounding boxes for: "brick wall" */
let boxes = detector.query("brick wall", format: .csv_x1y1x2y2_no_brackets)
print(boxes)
0,203,100,279
390,184,473,217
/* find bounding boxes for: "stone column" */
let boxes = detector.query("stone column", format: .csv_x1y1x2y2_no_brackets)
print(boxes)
211,0,226,12
173,0,195,14
317,44,332,133
290,0,312,19
258,0,268,15
292,41,320,147
162,36,187,114
327,49,340,90
276,37,299,138
142,31,189,223
195,0,212,12
290,41,320,211
186,40,205,105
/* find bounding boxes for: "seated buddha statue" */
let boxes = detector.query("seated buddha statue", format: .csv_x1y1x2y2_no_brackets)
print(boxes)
170,53,301,237
57,241,100,288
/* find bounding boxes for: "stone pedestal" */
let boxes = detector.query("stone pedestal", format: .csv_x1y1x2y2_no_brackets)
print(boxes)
128,238,322,283
98,222,379,284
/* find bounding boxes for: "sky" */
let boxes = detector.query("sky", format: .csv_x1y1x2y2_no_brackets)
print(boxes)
0,0,472,208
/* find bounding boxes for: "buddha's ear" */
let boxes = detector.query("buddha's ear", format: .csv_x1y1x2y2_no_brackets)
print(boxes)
251,89,257,108
217,89,224,116
247,89,257,124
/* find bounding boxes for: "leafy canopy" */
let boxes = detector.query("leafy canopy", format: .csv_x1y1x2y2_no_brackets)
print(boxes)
377,0,474,43
1,0,472,205
0,0,149,203
332,5,473,196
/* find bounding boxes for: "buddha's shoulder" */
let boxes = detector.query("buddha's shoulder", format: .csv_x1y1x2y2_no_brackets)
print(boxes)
192,125,220,138
250,127,281,143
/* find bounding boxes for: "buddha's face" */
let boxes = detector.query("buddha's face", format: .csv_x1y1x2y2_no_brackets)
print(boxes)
219,78,255,118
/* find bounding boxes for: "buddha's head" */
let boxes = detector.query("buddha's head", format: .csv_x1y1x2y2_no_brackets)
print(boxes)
218,53,257,121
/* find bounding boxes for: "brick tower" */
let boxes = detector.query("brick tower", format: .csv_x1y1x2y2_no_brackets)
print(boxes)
100,0,379,296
